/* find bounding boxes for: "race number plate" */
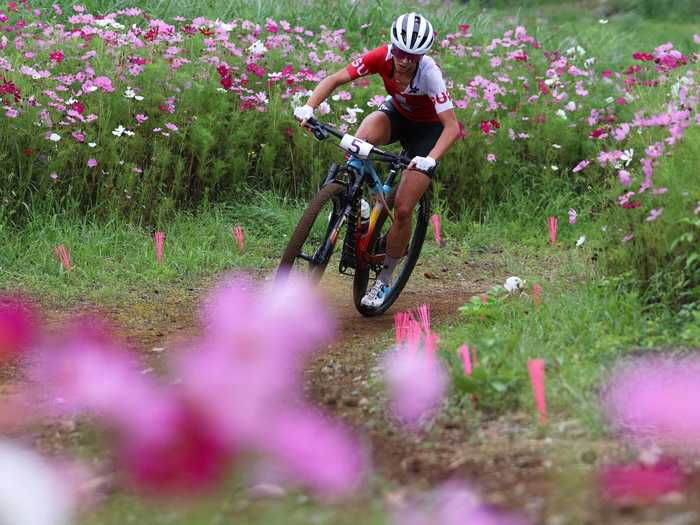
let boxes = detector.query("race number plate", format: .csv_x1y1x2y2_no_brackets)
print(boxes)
340,134,373,159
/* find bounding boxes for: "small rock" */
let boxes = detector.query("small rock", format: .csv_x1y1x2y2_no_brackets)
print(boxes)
249,483,287,499
424,272,436,279
581,450,597,465
323,393,338,406
401,456,422,474
342,396,359,407
359,397,369,407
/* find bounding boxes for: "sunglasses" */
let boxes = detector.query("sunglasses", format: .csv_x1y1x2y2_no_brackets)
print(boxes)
391,46,422,63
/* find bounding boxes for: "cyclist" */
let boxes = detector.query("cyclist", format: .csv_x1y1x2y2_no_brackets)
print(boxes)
294,12,461,308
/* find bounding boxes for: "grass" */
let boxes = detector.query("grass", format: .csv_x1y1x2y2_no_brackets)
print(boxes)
0,190,303,303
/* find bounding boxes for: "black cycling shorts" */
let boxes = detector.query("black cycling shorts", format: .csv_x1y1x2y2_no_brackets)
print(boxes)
378,98,444,176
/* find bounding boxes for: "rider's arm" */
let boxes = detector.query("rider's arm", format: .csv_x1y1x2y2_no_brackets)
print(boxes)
306,68,353,109
427,108,461,161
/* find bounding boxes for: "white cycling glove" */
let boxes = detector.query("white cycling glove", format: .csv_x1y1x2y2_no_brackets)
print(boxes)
293,104,314,122
409,155,437,172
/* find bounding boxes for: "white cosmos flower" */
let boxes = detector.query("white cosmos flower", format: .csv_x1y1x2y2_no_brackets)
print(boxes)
88,142,96,148
620,148,634,166
48,133,61,142
247,40,268,55
556,109,568,120
112,125,126,137
123,130,135,137
124,87,144,101
598,19,608,24
576,235,586,247
0,440,75,525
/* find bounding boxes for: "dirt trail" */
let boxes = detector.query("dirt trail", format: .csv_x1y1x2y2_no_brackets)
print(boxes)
18,259,700,524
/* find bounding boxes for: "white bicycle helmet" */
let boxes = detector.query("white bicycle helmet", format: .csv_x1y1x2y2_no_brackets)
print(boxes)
390,12,435,55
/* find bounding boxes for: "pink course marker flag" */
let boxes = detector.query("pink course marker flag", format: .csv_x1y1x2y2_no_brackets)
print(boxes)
53,244,73,271
532,283,542,308
527,358,547,423
153,231,165,264
232,226,245,253
547,216,558,246
431,214,444,247
458,344,472,376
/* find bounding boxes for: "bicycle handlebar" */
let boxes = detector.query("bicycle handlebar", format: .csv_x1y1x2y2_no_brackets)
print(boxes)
304,117,412,168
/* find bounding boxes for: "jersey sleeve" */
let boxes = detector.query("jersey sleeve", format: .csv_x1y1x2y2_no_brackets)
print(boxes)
425,64,454,114
346,45,387,80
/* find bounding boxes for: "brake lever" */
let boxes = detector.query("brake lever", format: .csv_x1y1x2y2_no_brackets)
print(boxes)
312,126,329,140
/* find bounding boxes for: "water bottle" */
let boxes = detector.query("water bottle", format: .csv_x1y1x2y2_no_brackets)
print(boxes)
359,198,370,233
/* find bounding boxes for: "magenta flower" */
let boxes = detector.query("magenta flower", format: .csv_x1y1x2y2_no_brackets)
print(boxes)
118,401,236,495
87,158,97,168
0,295,36,360
4,108,18,118
599,457,688,505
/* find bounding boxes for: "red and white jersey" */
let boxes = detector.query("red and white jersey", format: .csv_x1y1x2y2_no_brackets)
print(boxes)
346,44,453,123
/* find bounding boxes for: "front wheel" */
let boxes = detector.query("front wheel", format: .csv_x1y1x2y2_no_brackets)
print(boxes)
277,182,346,283
352,190,430,316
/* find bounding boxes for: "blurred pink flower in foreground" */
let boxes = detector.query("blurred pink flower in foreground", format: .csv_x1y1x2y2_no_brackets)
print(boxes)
0,295,36,360
602,355,700,452
391,481,530,525
384,347,447,428
599,457,688,505
29,275,363,498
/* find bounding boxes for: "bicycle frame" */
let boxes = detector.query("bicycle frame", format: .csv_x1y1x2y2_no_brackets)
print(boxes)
302,117,410,273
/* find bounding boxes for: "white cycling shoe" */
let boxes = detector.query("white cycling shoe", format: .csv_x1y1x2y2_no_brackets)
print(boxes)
361,279,391,308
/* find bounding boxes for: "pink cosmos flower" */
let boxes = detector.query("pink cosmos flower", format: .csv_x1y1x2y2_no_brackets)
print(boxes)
4,108,18,118
645,208,663,222
391,481,529,525
165,122,178,132
383,348,447,427
568,208,577,225
486,153,496,163
92,76,114,93
87,159,97,168
602,355,700,451
260,408,366,499
694,35,700,44
572,160,589,173
618,170,632,187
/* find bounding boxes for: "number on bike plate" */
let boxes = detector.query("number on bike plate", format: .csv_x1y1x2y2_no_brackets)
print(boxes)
340,134,373,159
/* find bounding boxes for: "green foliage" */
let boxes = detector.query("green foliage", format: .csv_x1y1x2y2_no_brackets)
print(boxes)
441,270,700,419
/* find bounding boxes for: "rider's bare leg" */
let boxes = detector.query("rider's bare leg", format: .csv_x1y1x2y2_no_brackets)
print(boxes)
377,168,431,284
354,111,391,145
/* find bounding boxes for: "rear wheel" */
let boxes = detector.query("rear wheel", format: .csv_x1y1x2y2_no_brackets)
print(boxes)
353,189,430,316
277,183,346,283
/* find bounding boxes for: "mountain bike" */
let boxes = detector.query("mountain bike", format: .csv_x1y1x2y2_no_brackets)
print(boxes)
277,117,431,317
